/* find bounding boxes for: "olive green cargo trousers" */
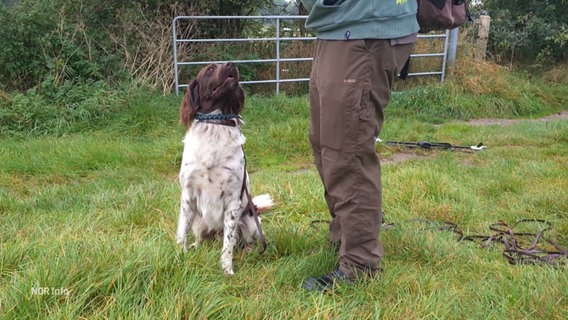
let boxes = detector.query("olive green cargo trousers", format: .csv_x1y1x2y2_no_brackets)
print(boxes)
309,37,414,278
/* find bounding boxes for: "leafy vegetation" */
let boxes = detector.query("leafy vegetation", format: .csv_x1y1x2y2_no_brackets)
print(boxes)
1,0,565,96
0,0,295,94
480,0,568,64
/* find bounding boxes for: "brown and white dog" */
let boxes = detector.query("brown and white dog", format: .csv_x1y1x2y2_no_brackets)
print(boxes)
175,62,273,275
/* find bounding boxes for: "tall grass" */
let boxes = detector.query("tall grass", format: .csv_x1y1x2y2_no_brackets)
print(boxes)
1,65,567,319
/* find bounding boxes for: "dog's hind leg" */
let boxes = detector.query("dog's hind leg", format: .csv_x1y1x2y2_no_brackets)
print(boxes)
189,215,208,249
221,205,241,276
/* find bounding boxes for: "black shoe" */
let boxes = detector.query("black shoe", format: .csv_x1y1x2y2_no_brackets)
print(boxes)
303,268,353,292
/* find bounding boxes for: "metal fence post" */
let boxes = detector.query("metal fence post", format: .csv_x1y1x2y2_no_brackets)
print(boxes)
172,17,180,95
447,27,459,70
275,17,281,95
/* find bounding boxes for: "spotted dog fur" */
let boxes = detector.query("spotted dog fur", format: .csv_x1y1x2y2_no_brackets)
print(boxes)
175,62,272,275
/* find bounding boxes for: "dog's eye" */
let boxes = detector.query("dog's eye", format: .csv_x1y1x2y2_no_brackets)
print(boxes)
207,66,215,72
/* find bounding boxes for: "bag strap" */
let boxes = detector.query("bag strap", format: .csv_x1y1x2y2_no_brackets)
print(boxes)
399,56,411,80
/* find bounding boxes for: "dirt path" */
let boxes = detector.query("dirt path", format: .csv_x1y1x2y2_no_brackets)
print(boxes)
455,110,568,126
381,110,568,165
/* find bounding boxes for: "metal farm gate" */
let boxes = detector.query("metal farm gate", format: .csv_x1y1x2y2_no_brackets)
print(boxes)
172,15,457,95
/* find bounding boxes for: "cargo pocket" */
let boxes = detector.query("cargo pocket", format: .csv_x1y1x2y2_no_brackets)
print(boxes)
320,83,363,153
357,87,379,154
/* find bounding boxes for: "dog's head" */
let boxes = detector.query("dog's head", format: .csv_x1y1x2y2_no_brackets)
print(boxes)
179,62,245,129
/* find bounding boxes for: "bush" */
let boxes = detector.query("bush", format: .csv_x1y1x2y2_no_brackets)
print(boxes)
0,0,128,92
483,0,568,64
0,2,57,91
0,80,123,136
0,0,273,94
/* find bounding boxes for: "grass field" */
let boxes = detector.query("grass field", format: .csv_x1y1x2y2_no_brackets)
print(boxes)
1,69,568,319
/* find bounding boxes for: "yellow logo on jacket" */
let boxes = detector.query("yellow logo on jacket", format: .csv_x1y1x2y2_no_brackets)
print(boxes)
396,0,408,4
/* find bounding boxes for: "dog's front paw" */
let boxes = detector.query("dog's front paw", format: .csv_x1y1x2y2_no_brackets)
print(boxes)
222,258,234,276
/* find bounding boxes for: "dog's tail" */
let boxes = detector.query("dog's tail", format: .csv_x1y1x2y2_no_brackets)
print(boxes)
252,194,275,213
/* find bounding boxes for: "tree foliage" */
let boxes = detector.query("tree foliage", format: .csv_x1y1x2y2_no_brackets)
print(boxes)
483,0,567,63
0,0,269,93
1,0,566,95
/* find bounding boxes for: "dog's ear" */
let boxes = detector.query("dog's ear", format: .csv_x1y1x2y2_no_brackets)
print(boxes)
179,79,201,129
229,84,245,115
189,79,202,109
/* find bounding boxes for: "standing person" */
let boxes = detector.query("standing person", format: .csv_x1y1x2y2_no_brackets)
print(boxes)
300,0,419,291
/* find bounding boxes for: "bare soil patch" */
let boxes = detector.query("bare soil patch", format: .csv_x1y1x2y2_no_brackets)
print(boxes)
455,110,568,126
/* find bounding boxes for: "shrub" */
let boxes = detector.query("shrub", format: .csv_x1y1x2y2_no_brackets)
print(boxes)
0,80,123,136
482,0,568,64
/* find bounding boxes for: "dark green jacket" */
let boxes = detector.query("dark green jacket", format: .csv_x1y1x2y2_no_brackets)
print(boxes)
301,0,419,39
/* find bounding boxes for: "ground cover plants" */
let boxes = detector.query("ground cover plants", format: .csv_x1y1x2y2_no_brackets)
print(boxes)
1,68,567,319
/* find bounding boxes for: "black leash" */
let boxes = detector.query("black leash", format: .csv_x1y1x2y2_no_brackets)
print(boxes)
376,138,486,151
310,218,568,266
483,219,568,266
407,218,568,266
